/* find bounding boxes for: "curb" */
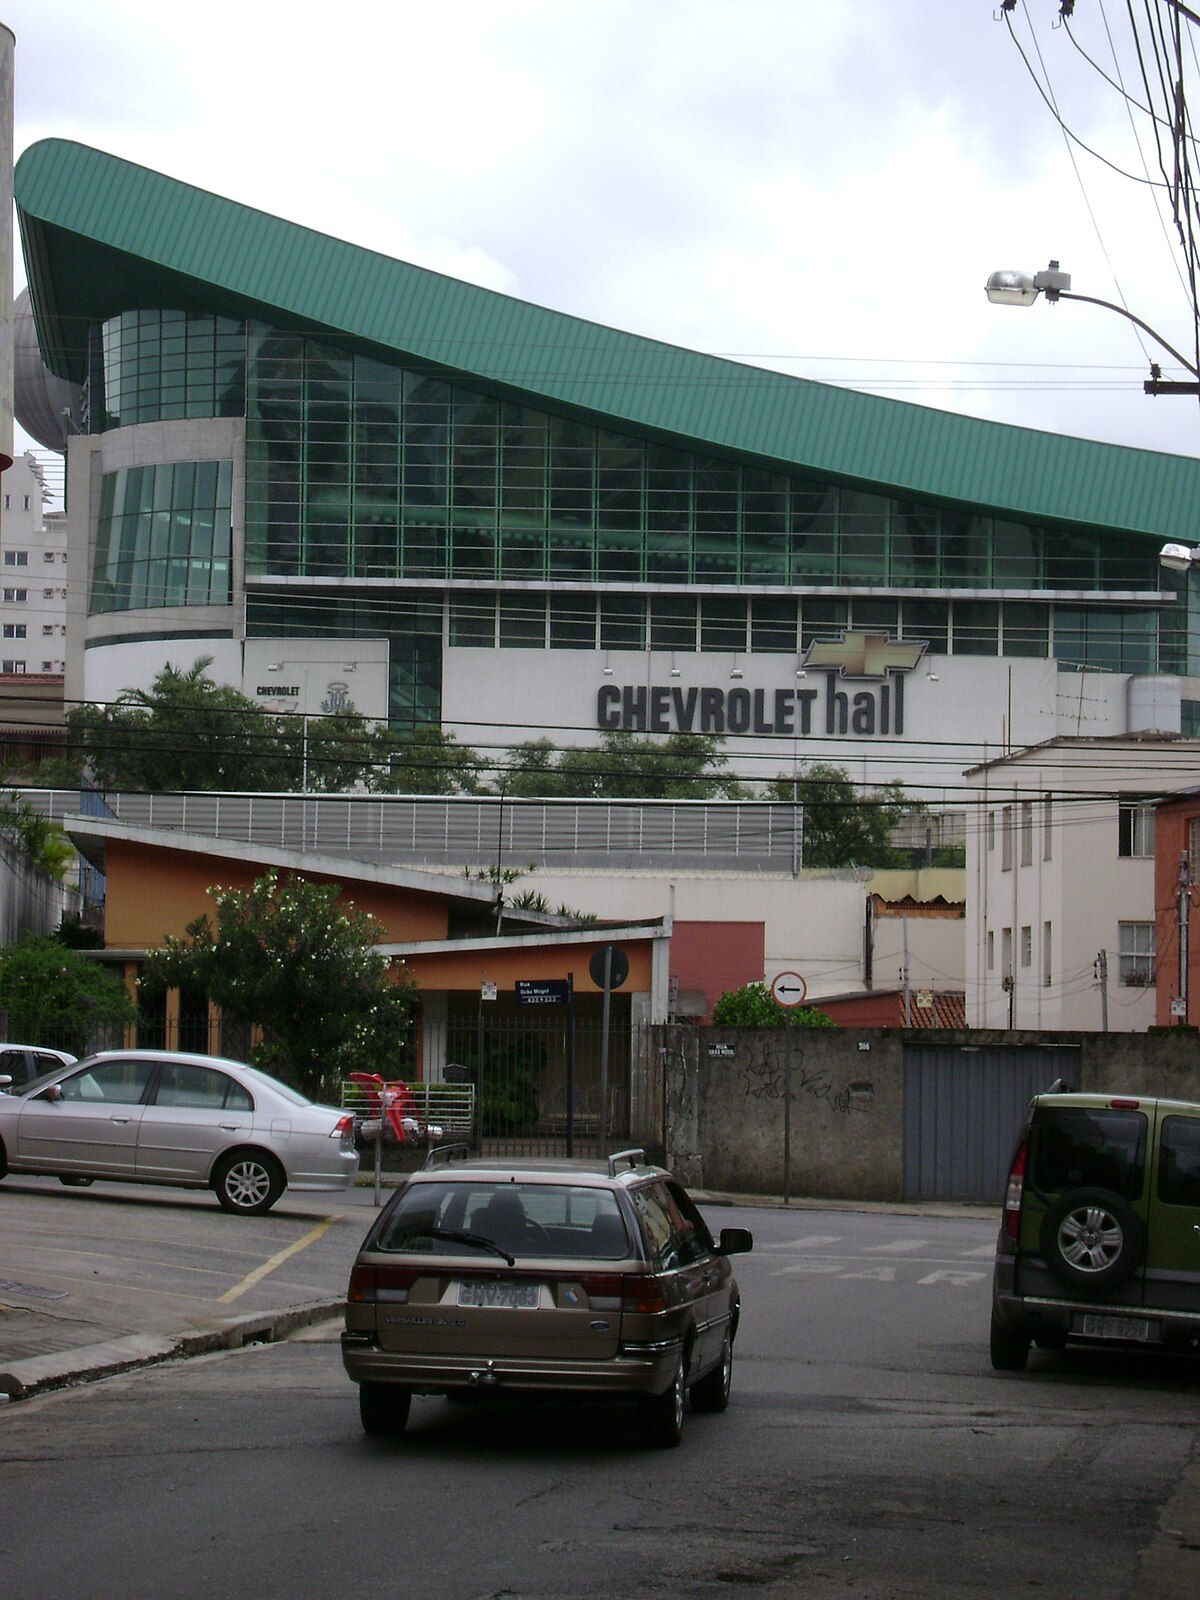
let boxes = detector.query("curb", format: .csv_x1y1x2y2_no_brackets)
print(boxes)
0,1299,343,1403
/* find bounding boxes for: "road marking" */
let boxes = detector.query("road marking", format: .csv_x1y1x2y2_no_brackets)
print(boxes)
772,1262,845,1276
917,1269,987,1287
961,1244,997,1258
759,1235,843,1251
218,1216,339,1304
864,1239,931,1254
841,1266,898,1282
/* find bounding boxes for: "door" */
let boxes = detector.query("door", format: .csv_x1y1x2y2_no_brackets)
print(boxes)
135,1059,254,1180
16,1057,155,1175
629,1178,721,1375
1144,1109,1200,1314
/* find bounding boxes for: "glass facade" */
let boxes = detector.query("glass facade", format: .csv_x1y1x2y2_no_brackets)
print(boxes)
84,309,1191,706
92,461,233,614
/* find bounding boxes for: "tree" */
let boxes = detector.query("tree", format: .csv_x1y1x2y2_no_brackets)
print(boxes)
0,934,136,1055
766,762,917,868
51,658,296,793
140,870,417,1098
0,792,74,880
371,724,487,794
710,981,835,1029
504,732,744,800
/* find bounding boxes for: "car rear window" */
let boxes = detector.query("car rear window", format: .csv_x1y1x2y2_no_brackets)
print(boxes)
374,1181,633,1260
1030,1106,1147,1201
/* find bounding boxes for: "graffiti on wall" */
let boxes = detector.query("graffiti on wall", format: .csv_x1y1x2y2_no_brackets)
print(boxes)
733,1037,872,1116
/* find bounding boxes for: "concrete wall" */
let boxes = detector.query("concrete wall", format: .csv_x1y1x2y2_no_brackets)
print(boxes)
659,1025,1200,1201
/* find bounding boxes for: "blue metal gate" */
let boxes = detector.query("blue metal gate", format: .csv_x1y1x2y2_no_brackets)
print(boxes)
902,1044,1080,1202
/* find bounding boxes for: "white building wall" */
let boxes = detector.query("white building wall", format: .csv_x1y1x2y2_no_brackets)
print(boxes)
965,739,1193,1032
490,864,965,1006
0,453,67,675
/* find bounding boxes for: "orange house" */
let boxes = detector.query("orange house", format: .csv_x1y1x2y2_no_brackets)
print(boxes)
67,816,671,1102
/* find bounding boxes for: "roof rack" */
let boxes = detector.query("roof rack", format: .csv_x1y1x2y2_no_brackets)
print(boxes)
423,1142,471,1169
607,1147,647,1176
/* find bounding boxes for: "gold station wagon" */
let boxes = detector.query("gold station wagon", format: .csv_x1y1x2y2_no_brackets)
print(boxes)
341,1148,752,1447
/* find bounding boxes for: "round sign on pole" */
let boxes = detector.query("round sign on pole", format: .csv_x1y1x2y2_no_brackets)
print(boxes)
589,943,629,991
770,970,808,1007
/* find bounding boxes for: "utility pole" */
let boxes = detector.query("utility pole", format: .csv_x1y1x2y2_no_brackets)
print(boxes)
1178,852,1191,1026
1094,950,1109,1032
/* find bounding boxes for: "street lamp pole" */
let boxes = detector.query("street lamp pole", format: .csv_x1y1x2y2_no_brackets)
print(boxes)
985,261,1200,395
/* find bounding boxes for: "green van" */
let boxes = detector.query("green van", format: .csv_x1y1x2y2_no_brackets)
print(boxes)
991,1090,1200,1370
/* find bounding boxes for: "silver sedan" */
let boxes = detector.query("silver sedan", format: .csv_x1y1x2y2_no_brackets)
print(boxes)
0,1049,359,1214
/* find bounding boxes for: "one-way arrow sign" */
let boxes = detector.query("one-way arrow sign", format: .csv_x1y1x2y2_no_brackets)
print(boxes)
770,971,808,1008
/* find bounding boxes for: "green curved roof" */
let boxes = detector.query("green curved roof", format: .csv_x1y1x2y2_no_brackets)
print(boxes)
16,136,1200,541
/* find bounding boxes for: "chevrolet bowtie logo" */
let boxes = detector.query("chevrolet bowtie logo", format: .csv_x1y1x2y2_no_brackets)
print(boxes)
801,631,926,679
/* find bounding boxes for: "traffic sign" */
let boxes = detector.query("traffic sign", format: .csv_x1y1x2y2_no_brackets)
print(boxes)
770,971,808,1007
589,944,629,991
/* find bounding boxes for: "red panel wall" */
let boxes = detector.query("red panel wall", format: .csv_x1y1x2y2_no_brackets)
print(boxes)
671,921,764,1023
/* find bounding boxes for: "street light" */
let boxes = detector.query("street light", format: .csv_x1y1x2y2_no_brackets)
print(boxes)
1160,542,1200,572
985,259,1200,394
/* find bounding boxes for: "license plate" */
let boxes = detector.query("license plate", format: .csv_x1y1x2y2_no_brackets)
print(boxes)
1073,1313,1160,1343
457,1281,540,1309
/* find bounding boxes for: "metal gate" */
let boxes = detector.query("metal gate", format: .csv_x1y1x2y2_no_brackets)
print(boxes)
443,999,635,1157
902,1043,1080,1202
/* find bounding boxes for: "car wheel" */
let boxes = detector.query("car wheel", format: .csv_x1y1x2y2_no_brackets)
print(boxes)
1039,1187,1145,1293
690,1332,733,1414
990,1310,1030,1372
638,1352,687,1448
59,1176,94,1187
0,1137,9,1181
213,1151,285,1215
359,1381,412,1436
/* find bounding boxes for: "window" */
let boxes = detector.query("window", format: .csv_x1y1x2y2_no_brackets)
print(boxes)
152,1062,252,1111
1001,805,1014,871
1031,1106,1146,1200
42,624,54,636
1002,927,1013,978
3,550,28,567
1118,921,1156,986
1158,1116,1200,1206
43,551,55,563
58,1058,154,1105
2,624,25,639
986,930,995,969
1043,921,1052,988
1,659,26,673
1020,800,1034,866
986,811,995,852
4,588,27,603
1021,926,1032,967
1119,799,1156,857
1043,793,1053,861
1189,816,1200,882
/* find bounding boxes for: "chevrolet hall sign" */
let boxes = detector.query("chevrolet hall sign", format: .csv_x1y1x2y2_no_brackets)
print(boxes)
596,632,927,739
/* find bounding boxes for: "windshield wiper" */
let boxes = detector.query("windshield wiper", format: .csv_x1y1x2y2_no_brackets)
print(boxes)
409,1226,516,1267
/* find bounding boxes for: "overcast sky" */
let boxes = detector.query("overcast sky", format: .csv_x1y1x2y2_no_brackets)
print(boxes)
10,0,1200,468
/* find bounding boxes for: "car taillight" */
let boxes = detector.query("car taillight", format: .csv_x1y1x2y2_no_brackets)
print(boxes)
347,1263,420,1303
331,1114,355,1141
620,1274,667,1315
347,1264,377,1302
1003,1139,1028,1241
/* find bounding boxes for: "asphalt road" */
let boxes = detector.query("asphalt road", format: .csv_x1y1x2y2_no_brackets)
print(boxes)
2,1192,1200,1598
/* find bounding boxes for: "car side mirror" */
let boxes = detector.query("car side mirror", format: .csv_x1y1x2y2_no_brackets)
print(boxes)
718,1227,753,1256
0,1075,11,1088
39,1083,64,1102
